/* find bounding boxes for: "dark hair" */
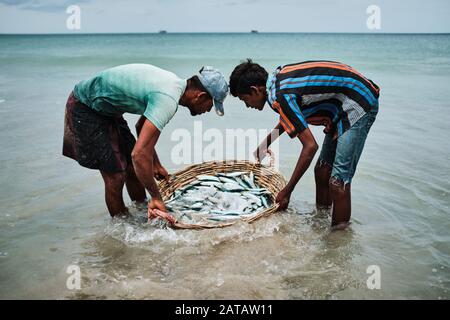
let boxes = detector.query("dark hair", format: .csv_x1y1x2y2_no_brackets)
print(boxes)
229,59,268,96
187,75,212,98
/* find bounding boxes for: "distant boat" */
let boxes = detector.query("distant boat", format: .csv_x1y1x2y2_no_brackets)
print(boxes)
251,30,258,34
159,30,167,34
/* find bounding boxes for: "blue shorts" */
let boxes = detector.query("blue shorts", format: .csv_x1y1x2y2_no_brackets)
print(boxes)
317,105,378,185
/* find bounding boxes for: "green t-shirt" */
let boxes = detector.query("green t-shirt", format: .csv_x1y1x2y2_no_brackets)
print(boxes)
73,64,187,131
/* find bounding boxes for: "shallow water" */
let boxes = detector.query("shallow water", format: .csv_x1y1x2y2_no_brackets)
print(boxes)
0,33,449,299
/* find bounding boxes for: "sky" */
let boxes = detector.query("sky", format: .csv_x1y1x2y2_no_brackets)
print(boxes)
0,0,449,34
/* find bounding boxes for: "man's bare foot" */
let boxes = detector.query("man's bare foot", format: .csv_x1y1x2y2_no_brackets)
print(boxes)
331,221,351,231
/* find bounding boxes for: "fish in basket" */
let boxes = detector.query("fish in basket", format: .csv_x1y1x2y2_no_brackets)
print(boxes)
151,159,286,229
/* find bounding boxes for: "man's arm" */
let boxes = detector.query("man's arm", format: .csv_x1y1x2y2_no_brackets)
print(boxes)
276,128,318,210
131,118,166,210
269,93,317,209
254,122,285,162
135,115,169,181
135,115,146,136
152,151,169,181
287,128,319,190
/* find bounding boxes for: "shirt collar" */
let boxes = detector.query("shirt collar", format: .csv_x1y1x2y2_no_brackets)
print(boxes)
266,65,282,107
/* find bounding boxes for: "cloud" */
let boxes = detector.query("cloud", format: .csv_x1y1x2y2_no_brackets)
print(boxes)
0,0,449,33
221,0,261,6
0,0,91,12
0,0,28,4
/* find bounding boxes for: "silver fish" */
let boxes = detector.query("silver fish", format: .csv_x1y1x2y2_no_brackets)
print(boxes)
248,188,267,193
243,175,257,189
197,175,221,182
181,180,202,189
250,171,255,186
207,196,220,204
215,211,241,216
167,198,176,204
210,210,240,216
235,177,251,190
222,182,245,192
166,170,273,224
180,211,193,221
218,176,238,184
182,195,205,203
190,202,204,209
261,195,269,208
166,191,182,203
224,171,247,177
200,181,223,189
242,192,262,206
179,184,202,193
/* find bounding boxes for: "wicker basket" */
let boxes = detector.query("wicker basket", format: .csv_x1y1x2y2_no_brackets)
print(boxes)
157,159,287,229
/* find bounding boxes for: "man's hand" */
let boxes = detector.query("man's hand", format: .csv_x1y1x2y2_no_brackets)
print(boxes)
254,123,285,163
275,187,291,211
147,198,168,220
154,165,169,182
147,199,176,225
148,198,167,213
253,147,268,163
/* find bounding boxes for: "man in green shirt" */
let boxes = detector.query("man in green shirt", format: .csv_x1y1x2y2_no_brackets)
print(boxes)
63,64,228,220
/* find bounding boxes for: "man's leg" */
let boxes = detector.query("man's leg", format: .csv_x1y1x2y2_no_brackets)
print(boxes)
315,134,336,209
115,117,147,204
100,170,127,217
330,177,351,228
329,111,377,229
125,164,146,202
315,161,333,208
329,131,357,229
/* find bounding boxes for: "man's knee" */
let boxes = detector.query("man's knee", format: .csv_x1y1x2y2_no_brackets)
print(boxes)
329,177,349,197
102,171,126,190
315,160,332,182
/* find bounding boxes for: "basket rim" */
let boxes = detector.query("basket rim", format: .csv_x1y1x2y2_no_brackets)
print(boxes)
158,160,287,229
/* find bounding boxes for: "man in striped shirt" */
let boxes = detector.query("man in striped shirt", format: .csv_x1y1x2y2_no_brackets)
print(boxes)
229,59,380,230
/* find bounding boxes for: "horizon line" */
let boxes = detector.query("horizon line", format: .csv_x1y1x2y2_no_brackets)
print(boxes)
1,31,450,36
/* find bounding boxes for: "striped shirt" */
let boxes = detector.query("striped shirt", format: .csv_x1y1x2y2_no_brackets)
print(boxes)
266,61,380,138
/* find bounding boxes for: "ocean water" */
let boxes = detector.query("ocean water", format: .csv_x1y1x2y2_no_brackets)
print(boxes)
0,33,449,299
